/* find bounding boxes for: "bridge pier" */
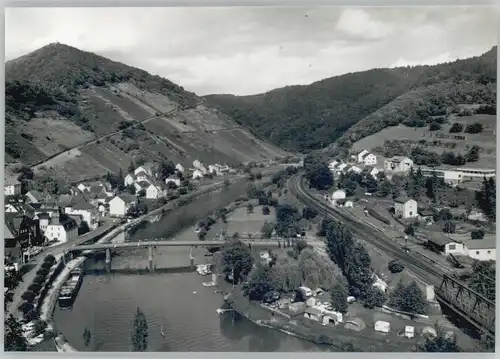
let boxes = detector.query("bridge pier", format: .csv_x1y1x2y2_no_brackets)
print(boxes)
189,246,194,267
105,248,111,272
148,246,155,272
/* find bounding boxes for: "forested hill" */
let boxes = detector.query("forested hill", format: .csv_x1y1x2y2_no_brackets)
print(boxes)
204,47,497,154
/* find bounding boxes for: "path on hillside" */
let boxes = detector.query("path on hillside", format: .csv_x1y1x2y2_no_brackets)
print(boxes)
32,107,182,171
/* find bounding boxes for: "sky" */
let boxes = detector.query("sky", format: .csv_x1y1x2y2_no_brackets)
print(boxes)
5,7,498,96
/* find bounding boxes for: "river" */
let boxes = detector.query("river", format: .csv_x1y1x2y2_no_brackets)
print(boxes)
52,244,327,352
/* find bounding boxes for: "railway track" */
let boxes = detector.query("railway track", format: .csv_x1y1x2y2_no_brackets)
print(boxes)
289,174,445,287
289,173,495,336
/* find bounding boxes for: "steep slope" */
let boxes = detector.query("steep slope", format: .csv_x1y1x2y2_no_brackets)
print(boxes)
204,47,497,153
5,43,286,181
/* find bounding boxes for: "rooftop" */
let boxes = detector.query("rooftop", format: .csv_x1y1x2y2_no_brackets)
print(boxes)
466,235,496,250
394,196,415,204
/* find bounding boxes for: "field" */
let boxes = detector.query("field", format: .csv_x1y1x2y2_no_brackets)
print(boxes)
225,205,276,236
24,82,287,182
353,114,496,169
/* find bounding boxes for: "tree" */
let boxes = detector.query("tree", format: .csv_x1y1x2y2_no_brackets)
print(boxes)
377,179,392,197
388,259,405,273
131,307,148,352
83,327,92,350
465,122,483,134
476,177,496,221
469,260,495,301
363,287,387,309
220,239,254,283
470,229,485,240
301,206,317,220
243,265,279,301
260,222,274,238
389,280,428,315
275,204,300,236
128,160,136,173
157,160,175,180
330,281,348,313
261,206,270,216
449,123,463,133
443,221,456,234
416,324,462,352
404,225,415,237
465,145,480,163
429,122,441,131
246,203,254,214
304,156,334,190
4,314,28,351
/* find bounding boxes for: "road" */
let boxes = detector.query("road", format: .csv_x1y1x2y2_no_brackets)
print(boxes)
7,167,282,319
69,239,328,251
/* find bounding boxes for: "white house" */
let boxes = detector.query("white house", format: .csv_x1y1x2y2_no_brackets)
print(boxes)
384,156,414,173
165,177,181,188
134,163,155,177
44,215,78,243
328,160,340,171
193,160,207,174
394,197,418,219
444,241,468,256
135,171,152,183
419,167,463,186
145,183,167,200
64,199,100,230
331,189,347,206
109,195,137,217
175,163,185,173
192,169,204,180
124,173,136,186
363,166,379,179
36,212,51,234
466,236,496,261
77,183,90,193
134,181,150,194
349,165,363,174
359,152,377,166
4,176,21,197
208,165,222,176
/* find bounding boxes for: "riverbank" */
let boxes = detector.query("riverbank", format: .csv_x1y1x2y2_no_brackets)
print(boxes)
216,278,422,352
33,223,125,352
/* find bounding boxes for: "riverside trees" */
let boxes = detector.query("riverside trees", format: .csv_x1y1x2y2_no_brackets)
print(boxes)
131,307,148,352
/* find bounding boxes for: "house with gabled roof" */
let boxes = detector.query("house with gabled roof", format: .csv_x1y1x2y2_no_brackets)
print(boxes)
44,214,78,243
5,203,35,219
4,175,21,197
134,163,156,177
145,182,168,199
25,190,44,204
134,181,151,193
362,166,380,179
109,194,137,217
64,198,100,230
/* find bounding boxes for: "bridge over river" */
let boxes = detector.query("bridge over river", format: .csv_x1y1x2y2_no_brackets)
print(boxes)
66,239,325,272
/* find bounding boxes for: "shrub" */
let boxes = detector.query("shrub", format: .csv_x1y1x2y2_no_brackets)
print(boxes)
36,268,50,277
25,309,40,322
388,260,405,274
465,122,483,134
471,229,485,240
43,254,56,264
18,301,34,315
41,262,53,270
449,123,463,133
429,122,442,131
33,275,46,284
21,291,36,302
28,283,42,293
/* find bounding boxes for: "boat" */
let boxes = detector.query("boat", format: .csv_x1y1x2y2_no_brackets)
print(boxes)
160,324,165,338
196,264,212,276
58,267,84,309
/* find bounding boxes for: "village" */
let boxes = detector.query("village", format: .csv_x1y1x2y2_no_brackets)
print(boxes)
4,159,237,270
323,148,496,266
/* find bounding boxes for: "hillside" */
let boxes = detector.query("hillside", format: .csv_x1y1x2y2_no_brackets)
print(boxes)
5,43,287,181
204,47,497,154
